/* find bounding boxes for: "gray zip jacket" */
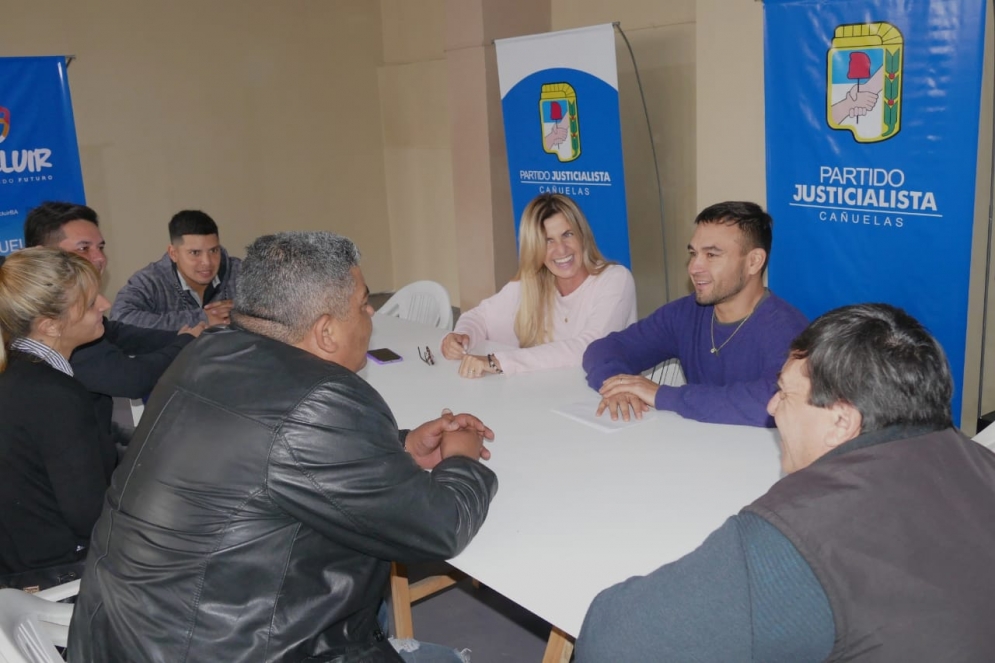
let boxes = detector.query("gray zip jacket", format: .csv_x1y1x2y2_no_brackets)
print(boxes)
109,249,241,330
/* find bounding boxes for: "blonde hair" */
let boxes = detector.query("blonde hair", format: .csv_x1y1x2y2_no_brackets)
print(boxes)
513,194,612,347
0,247,100,372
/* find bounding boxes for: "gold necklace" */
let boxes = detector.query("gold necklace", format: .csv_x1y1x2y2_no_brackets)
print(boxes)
710,307,754,356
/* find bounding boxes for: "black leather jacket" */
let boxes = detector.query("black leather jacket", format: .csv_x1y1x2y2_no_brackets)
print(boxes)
68,327,498,662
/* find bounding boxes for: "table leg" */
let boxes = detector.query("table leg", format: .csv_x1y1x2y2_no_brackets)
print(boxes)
541,626,574,663
390,562,414,639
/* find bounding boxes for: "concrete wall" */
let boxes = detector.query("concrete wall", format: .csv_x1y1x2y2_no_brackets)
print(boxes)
378,0,459,299
1,0,393,297
554,0,697,316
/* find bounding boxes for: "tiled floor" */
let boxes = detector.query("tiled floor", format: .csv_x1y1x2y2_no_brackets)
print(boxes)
406,572,551,662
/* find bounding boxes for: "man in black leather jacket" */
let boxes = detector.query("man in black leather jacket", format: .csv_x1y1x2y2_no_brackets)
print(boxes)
68,231,498,662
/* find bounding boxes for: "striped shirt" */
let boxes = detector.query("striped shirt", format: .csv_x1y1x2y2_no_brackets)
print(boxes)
10,337,74,377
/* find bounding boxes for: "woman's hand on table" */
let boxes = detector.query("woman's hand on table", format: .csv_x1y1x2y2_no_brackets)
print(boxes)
458,354,502,379
441,333,470,360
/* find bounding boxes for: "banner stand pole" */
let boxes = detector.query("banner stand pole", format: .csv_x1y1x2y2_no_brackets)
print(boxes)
614,23,672,303
974,18,995,430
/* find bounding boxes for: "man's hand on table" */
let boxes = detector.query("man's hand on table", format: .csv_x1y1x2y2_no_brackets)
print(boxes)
439,429,491,462
596,374,658,421
405,408,494,469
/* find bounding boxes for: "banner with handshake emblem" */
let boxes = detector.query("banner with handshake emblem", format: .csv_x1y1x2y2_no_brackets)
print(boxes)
496,24,631,267
764,0,989,423
0,56,86,256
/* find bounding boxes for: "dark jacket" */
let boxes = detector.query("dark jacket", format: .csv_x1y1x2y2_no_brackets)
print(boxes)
575,425,995,662
0,353,115,581
68,327,498,663
108,248,241,330
70,319,193,441
748,426,995,661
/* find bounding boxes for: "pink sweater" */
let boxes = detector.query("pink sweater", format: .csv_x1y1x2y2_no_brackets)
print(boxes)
451,264,637,374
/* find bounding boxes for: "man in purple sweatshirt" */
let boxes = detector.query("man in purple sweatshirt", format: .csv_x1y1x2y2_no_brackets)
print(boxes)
583,201,807,427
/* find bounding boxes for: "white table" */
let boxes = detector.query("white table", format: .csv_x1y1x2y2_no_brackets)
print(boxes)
362,314,783,657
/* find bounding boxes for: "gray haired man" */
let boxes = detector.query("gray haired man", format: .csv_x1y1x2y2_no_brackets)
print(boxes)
69,232,497,663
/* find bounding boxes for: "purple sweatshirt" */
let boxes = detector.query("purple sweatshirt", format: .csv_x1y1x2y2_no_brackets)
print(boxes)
582,292,808,427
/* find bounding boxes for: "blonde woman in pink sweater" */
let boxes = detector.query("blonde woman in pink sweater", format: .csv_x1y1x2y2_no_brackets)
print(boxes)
441,194,637,378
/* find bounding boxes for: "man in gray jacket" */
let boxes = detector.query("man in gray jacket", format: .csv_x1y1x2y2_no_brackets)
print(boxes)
576,303,995,662
110,209,240,330
70,231,497,662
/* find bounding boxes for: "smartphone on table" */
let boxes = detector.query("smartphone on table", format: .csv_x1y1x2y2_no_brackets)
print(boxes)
367,348,403,364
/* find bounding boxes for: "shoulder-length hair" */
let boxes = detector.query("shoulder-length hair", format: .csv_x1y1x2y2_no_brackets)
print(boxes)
513,194,611,348
0,247,100,372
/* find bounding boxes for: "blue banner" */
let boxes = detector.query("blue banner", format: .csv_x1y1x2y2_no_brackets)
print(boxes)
764,0,989,423
0,56,86,255
496,24,631,266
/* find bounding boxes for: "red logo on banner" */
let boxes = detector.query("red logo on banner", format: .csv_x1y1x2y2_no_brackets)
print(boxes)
0,106,10,144
826,22,903,143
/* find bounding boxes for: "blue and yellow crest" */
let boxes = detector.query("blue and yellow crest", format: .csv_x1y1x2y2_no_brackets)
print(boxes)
539,83,580,162
826,22,903,143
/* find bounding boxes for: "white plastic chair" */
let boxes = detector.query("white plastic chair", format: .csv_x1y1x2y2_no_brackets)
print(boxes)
645,358,687,387
0,580,79,662
972,424,995,451
376,281,453,331
129,399,145,428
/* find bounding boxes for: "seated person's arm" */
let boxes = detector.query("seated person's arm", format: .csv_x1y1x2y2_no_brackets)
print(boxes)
110,275,209,331
70,329,194,399
101,318,190,355
492,266,637,374
575,514,833,663
400,410,493,470
655,376,779,427
596,300,807,427
598,349,780,427
268,379,498,562
583,300,681,390
441,282,519,360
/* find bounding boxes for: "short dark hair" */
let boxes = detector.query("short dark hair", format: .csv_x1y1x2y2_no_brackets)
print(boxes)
24,201,99,248
694,201,773,271
168,210,218,243
790,303,953,433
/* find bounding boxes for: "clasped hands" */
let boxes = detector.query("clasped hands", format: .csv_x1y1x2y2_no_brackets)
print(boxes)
596,374,659,421
404,408,494,470
205,299,234,327
440,333,502,379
